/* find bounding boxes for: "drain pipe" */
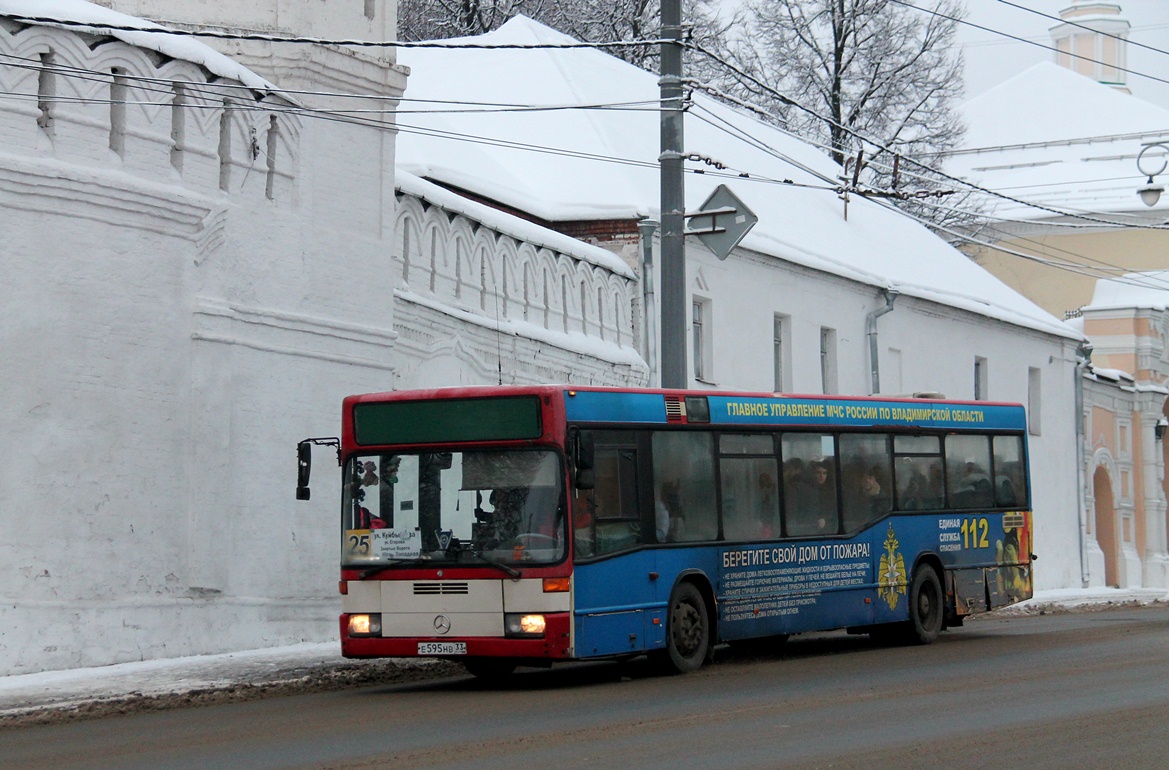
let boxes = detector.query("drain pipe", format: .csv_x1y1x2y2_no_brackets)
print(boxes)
866,289,899,395
637,219,659,387
1074,340,1092,587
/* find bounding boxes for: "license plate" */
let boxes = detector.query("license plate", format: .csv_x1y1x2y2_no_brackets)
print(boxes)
418,641,466,655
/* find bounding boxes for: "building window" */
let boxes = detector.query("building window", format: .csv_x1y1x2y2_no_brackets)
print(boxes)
1028,367,1041,436
773,314,790,392
820,327,837,395
693,298,712,382
974,356,988,401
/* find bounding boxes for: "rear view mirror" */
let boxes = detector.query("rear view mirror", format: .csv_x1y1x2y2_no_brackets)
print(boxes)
296,441,312,500
574,431,595,489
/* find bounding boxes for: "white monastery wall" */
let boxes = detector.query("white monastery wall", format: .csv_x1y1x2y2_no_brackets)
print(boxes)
391,179,648,388
0,18,400,675
1,13,647,675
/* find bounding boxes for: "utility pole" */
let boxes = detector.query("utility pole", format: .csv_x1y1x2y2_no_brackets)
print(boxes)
659,0,686,389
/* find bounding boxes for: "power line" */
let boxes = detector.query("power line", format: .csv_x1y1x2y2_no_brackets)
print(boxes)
993,0,1169,61
688,40,1169,230
5,13,668,51
889,0,1169,89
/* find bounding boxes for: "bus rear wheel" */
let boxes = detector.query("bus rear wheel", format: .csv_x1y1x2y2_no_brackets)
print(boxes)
663,582,710,674
906,566,944,645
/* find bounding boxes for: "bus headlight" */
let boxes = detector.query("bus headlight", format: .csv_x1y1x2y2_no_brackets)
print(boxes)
504,613,546,638
348,613,382,637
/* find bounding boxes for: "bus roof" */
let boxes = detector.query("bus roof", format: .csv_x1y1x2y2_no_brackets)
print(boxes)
344,385,1027,433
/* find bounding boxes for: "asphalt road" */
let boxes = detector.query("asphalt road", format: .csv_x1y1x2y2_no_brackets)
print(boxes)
5,607,1169,770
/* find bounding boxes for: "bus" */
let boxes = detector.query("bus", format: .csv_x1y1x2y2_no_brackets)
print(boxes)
296,385,1033,676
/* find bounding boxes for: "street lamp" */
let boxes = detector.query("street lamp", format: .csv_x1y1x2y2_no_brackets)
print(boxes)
1136,142,1169,207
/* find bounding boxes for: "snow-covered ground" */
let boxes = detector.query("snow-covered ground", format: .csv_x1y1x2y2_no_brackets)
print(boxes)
2,588,1165,725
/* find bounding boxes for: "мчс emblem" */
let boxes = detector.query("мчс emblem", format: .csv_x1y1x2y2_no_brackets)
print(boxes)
878,524,907,610
433,614,451,634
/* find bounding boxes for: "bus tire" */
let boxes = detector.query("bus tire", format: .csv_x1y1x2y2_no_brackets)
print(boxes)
664,582,710,674
906,566,944,645
464,658,517,679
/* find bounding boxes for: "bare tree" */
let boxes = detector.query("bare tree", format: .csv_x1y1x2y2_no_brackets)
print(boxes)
398,0,546,41
399,0,731,72
708,0,979,235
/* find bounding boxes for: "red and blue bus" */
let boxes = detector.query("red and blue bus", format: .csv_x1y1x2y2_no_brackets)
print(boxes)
296,385,1033,676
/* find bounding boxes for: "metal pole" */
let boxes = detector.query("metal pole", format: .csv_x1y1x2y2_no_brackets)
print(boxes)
659,0,686,389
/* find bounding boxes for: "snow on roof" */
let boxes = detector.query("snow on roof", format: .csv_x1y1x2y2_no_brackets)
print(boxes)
396,17,1076,340
949,62,1169,219
1086,270,1169,311
0,0,278,93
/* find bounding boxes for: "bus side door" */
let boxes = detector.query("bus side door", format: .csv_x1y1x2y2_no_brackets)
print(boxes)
571,431,663,657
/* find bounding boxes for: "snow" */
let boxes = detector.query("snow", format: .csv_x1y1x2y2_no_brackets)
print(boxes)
395,16,1078,342
397,170,635,278
1,588,1162,719
950,62,1169,219
1086,270,1169,311
0,0,279,93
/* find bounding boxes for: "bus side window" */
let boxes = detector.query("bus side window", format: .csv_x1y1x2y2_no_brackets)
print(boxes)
780,433,837,537
993,435,1027,508
946,435,994,509
719,434,779,541
651,431,717,543
839,434,892,532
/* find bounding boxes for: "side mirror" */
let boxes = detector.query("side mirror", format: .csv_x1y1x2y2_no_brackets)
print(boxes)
296,441,312,500
576,431,594,470
574,431,595,489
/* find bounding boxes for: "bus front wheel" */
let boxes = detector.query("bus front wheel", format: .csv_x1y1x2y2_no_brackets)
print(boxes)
906,566,944,645
663,582,710,674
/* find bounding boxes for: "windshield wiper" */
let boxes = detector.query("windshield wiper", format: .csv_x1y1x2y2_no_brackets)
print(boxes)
443,537,522,578
358,556,431,580
459,549,522,579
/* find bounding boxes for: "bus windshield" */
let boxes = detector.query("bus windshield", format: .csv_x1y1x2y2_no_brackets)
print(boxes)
341,449,565,568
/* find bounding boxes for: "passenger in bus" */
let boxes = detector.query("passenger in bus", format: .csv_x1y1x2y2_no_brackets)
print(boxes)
756,471,779,538
490,488,524,543
842,465,890,530
572,493,596,557
898,460,932,511
784,459,829,536
656,480,683,542
809,461,836,532
953,462,993,508
995,460,1020,507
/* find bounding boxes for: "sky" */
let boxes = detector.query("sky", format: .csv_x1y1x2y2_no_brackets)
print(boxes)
959,1,1169,109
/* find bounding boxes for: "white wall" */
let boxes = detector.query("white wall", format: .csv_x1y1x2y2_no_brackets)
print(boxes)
0,19,401,675
0,12,648,675
677,242,1083,592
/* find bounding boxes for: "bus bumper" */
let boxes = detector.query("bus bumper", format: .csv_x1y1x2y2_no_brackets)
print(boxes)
339,612,572,659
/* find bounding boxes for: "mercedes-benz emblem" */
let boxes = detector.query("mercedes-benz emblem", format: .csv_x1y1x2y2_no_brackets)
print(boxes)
433,614,451,634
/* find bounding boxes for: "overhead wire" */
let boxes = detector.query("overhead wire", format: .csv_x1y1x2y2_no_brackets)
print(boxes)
887,0,1169,89
992,0,1169,61
16,7,1169,250
687,39,1169,230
